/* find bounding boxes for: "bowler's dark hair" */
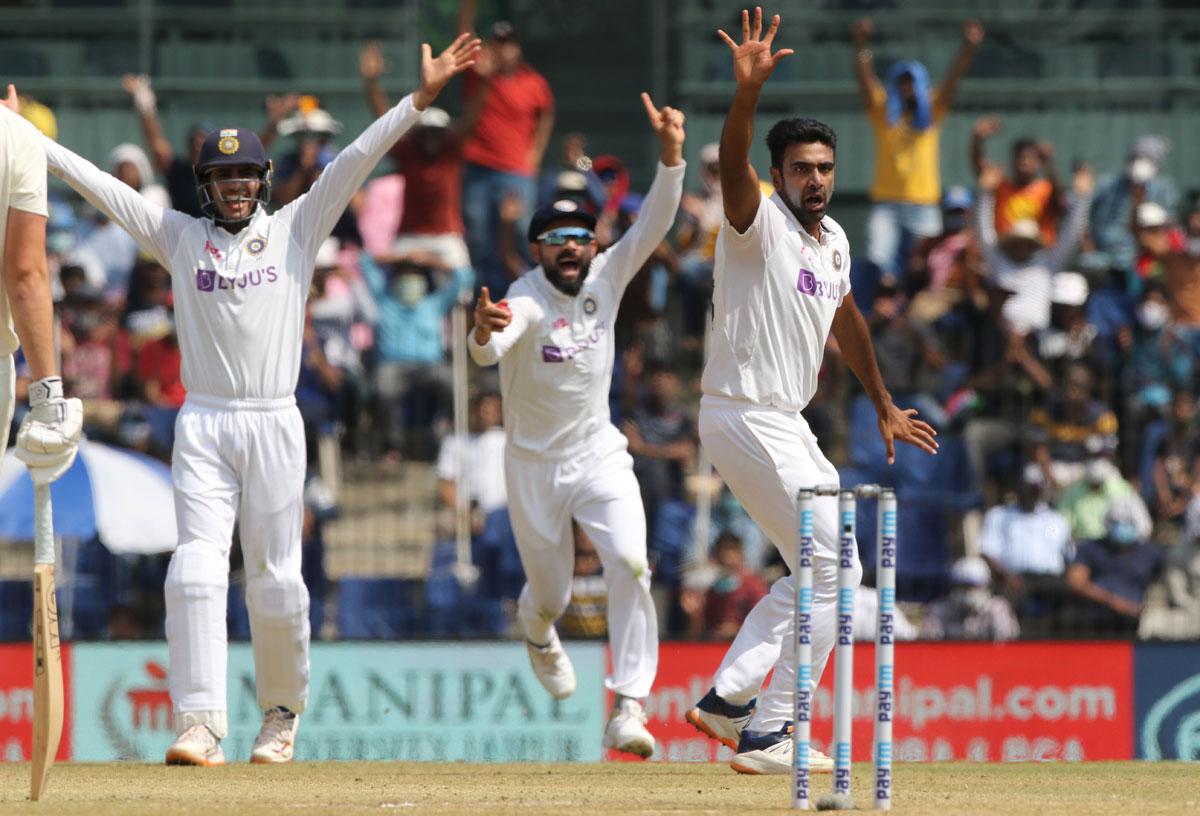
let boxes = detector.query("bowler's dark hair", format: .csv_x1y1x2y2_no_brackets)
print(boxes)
766,118,837,169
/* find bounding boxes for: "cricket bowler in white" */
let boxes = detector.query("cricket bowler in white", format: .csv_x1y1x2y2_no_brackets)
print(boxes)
469,93,686,758
22,34,482,766
0,90,82,505
682,10,938,774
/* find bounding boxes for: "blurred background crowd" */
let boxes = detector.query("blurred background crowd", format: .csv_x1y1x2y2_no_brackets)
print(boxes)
2,0,1199,646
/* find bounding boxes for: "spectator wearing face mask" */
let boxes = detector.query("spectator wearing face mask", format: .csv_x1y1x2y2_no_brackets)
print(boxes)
1090,135,1180,277
360,251,473,459
1120,281,1190,415
693,532,768,641
921,556,1019,641
979,465,1074,612
1058,450,1153,543
1065,496,1163,635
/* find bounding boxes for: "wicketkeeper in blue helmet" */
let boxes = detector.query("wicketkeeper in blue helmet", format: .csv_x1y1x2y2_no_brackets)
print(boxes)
16,32,481,767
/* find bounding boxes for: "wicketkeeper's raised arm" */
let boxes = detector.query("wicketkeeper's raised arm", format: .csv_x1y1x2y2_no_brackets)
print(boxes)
599,93,686,293
282,34,481,259
41,136,185,269
717,9,793,233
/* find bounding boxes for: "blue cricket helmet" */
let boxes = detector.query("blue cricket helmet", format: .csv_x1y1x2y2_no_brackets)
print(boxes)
193,127,273,225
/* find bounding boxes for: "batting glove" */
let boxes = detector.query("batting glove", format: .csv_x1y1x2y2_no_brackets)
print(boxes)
16,377,83,486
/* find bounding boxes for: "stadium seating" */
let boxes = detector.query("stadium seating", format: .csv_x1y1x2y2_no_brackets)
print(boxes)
335,577,422,639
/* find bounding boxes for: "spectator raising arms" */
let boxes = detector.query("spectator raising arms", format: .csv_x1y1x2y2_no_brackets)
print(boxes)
458,1,555,297
853,17,983,281
970,116,1062,246
121,75,296,217
361,40,471,274
976,161,1093,336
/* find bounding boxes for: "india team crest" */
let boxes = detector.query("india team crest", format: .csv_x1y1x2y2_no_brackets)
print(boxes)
582,296,598,315
832,249,843,272
217,129,240,155
246,236,266,256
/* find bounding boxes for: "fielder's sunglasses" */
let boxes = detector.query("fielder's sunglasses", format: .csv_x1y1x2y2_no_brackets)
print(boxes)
538,227,595,246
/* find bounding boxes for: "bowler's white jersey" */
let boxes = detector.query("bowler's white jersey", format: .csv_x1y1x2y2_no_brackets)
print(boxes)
469,162,685,458
0,107,49,357
43,96,423,400
702,192,851,412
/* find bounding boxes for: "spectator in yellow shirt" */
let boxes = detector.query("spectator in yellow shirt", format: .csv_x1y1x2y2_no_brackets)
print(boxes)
852,18,984,282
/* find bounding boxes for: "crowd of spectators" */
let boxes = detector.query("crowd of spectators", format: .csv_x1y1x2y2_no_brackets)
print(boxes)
6,11,1200,644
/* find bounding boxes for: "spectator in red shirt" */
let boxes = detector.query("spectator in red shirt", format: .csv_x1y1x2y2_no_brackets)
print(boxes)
361,41,471,274
703,533,769,640
457,3,555,296
139,325,185,409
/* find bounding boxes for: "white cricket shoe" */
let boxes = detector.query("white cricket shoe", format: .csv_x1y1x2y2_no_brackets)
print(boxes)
250,706,299,764
603,696,656,759
685,688,756,750
526,630,576,700
730,725,834,775
165,724,225,767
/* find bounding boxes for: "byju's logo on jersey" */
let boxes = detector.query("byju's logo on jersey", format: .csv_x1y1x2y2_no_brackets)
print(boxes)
797,268,840,302
542,321,607,362
196,266,278,293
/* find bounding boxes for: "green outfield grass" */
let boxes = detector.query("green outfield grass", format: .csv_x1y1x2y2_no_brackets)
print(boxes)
0,761,1194,815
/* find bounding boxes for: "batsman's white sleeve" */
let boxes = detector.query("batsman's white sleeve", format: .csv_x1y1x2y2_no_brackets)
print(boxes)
280,94,422,271
595,160,685,295
467,296,533,366
42,136,187,270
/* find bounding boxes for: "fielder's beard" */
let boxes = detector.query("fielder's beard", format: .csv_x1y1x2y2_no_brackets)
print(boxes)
544,254,591,296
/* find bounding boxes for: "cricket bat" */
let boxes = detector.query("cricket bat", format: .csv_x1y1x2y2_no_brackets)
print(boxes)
30,483,62,801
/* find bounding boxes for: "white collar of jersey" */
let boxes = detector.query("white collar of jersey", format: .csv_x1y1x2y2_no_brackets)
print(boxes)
769,192,833,244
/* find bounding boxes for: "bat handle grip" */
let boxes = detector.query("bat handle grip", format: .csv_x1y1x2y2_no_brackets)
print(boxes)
34,484,54,566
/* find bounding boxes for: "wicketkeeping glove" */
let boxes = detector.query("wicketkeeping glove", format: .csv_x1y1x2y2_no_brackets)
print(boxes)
15,376,84,486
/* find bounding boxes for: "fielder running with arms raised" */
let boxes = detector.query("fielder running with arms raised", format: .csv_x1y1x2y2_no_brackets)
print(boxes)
470,93,685,758
0,94,82,507
18,35,480,766
682,9,937,774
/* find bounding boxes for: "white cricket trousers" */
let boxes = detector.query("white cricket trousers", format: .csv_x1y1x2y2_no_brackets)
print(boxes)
165,394,309,738
0,353,13,453
505,427,658,699
699,396,862,732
